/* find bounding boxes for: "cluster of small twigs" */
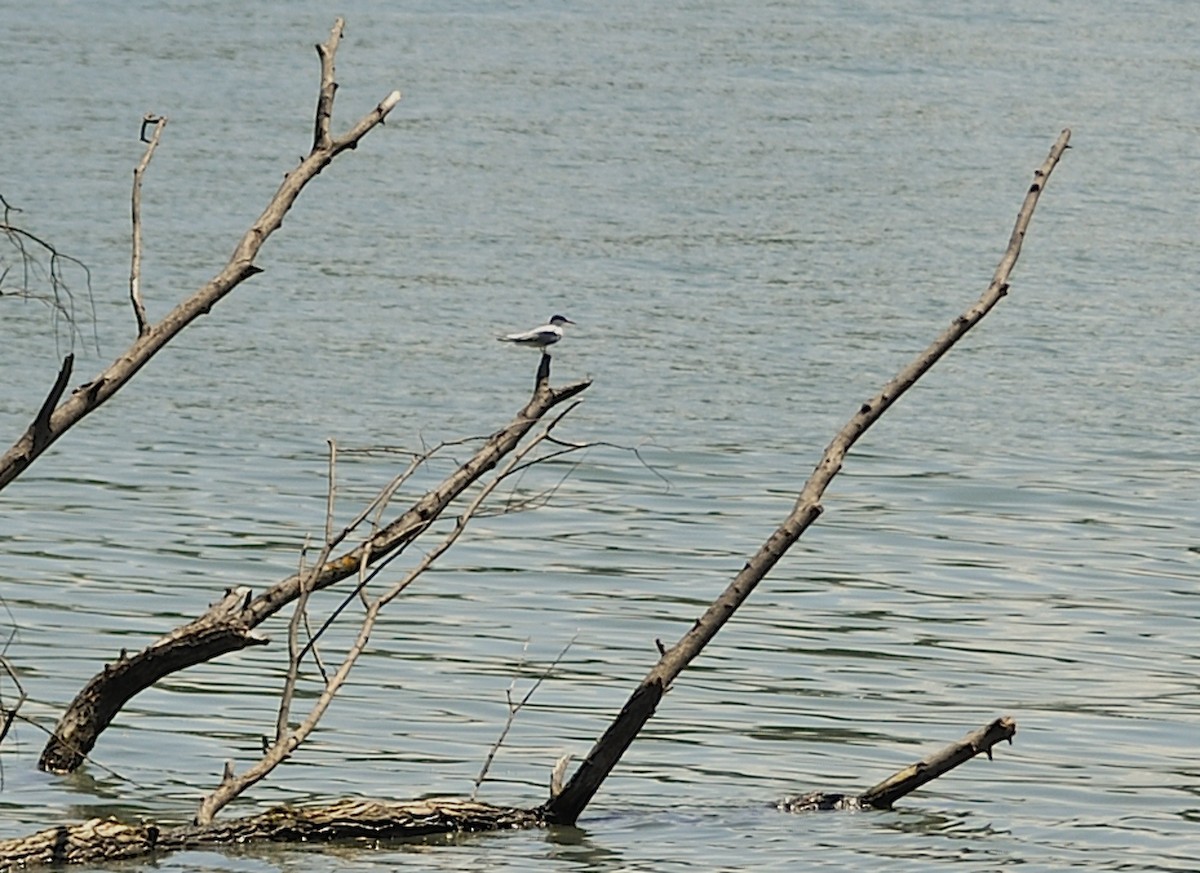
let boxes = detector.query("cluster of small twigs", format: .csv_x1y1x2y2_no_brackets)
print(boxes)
196,401,592,824
0,193,97,355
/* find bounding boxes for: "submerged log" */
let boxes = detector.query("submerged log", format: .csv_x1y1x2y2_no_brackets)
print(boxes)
0,719,1015,868
0,799,544,869
776,716,1017,813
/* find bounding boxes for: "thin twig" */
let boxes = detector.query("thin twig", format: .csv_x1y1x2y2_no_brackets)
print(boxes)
130,114,167,336
0,656,27,747
472,635,577,800
278,441,337,740
1,194,97,353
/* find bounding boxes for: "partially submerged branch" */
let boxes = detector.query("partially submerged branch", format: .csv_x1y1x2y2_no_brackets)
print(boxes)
777,716,1018,812
540,129,1072,826
0,798,541,869
0,718,1017,869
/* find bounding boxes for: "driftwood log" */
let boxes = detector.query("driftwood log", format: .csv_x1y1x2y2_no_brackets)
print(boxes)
0,799,541,869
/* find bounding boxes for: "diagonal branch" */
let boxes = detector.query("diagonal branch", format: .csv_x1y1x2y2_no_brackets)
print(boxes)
1,194,97,353
0,18,402,493
541,129,1072,826
38,357,591,774
776,716,1018,811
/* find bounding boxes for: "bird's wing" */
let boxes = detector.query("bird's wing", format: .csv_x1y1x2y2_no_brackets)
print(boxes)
501,326,561,344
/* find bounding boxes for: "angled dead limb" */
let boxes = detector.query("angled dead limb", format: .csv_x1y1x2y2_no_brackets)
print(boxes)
38,356,591,774
540,129,1071,826
0,18,402,493
777,716,1017,812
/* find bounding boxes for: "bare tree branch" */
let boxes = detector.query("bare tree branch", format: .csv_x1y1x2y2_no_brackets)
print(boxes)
0,17,403,492
541,128,1073,826
38,355,589,774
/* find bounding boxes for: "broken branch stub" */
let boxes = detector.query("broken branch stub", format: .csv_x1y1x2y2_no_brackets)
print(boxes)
776,716,1018,812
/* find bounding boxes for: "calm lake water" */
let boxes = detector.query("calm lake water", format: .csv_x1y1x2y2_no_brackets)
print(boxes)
2,1,1198,870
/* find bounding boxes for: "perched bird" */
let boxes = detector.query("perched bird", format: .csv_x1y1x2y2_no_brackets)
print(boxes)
497,314,576,354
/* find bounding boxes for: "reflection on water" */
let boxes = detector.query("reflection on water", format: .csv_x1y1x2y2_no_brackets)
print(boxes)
2,0,1199,870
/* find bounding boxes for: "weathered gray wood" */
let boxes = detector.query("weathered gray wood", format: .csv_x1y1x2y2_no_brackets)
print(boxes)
0,799,544,868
